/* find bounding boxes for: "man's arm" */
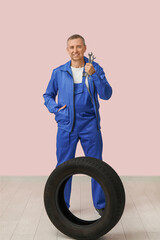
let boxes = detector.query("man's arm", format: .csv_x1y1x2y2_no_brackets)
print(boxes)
43,69,59,114
85,63,112,100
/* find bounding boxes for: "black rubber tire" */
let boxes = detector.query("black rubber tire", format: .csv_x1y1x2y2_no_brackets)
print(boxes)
44,157,125,240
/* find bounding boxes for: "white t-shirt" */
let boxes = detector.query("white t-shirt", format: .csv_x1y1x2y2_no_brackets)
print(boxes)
71,66,90,93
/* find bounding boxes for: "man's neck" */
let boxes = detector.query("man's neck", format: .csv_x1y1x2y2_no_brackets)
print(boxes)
71,58,85,68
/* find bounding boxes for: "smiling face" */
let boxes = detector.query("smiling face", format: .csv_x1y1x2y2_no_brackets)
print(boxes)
66,38,87,62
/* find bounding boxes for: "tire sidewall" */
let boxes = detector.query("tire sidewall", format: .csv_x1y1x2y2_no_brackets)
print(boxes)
44,157,121,239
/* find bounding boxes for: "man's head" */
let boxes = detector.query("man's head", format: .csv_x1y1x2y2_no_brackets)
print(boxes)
66,34,86,62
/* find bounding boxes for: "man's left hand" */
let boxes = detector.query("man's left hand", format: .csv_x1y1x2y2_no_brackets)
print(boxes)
85,63,96,75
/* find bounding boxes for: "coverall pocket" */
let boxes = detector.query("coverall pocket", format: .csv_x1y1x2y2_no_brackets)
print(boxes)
74,83,84,95
79,111,96,119
55,106,70,125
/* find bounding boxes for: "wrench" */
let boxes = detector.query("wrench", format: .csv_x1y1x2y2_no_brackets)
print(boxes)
88,52,93,63
88,52,96,63
83,52,96,77
90,54,96,63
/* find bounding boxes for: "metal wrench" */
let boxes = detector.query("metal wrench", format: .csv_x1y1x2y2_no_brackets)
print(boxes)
90,54,96,63
88,52,96,63
84,52,96,77
88,52,93,63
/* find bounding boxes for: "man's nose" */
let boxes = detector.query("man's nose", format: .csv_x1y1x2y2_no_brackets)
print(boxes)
73,47,78,52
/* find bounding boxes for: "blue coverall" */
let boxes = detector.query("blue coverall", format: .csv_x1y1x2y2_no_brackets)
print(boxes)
57,73,105,209
43,56,112,209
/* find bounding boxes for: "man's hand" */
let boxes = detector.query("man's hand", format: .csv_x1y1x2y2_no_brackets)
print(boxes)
85,63,96,75
58,105,66,112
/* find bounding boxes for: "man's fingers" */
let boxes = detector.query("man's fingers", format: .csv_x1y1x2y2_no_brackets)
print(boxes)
62,105,66,109
58,105,66,112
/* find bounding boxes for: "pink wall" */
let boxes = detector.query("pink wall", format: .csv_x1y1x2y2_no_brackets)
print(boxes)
0,0,160,175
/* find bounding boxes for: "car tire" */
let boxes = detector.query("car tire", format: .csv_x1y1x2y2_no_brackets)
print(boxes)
44,157,125,240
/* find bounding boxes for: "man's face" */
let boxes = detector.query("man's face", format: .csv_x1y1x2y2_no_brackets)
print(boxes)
67,38,86,61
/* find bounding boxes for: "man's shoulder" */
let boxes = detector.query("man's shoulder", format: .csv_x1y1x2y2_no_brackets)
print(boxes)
92,60,102,71
52,60,70,73
92,61,99,67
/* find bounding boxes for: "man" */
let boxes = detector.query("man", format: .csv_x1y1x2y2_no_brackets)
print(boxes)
43,34,112,216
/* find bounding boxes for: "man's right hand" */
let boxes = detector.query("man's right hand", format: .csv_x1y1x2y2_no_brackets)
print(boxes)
58,105,66,112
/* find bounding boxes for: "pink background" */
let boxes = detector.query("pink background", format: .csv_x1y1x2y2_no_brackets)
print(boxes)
0,0,160,175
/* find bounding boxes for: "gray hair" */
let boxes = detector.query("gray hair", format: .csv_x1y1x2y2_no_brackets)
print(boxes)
67,34,86,46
